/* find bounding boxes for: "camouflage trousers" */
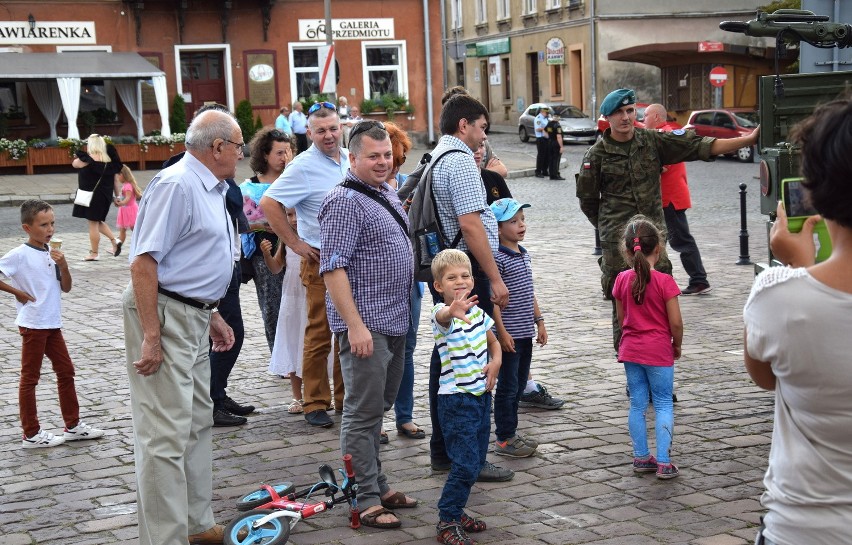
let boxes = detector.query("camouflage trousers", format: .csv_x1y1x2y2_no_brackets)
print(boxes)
599,241,673,352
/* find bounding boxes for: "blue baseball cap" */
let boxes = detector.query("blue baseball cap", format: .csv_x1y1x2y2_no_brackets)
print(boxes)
490,198,531,222
600,88,636,117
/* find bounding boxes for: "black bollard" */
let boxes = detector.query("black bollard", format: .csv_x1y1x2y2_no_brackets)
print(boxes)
593,227,602,255
737,182,752,265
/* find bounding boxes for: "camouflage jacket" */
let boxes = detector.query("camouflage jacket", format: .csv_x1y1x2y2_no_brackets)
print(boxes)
576,127,714,242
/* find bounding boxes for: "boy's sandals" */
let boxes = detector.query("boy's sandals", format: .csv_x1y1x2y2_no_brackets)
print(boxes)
359,506,400,529
287,399,303,414
460,513,486,532
380,491,418,509
437,522,476,545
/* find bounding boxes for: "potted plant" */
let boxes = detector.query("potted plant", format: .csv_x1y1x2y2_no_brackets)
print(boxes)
140,132,186,163
0,137,28,167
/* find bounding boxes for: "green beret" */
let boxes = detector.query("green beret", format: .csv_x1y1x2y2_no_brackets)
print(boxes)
600,88,636,117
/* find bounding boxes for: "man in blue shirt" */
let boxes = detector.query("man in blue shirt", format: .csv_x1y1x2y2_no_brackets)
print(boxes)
261,104,347,429
123,109,239,545
534,106,550,178
319,120,418,529
289,102,308,154
275,105,292,135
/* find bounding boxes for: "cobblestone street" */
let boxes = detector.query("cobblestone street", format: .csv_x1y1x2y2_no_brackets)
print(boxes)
0,139,775,545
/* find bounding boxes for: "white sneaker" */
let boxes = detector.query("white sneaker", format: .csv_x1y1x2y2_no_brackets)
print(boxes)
63,422,105,441
22,429,65,449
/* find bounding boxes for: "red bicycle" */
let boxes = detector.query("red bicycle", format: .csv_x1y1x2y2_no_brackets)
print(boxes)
224,454,360,545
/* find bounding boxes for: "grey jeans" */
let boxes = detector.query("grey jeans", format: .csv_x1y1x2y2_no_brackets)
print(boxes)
337,330,405,510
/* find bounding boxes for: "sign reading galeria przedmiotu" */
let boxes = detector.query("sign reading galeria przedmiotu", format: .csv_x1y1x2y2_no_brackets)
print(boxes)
0,21,96,44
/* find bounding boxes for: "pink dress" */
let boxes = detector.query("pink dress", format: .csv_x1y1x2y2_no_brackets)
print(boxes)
116,183,138,229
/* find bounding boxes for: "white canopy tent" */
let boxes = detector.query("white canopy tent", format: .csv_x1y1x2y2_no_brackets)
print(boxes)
0,52,170,140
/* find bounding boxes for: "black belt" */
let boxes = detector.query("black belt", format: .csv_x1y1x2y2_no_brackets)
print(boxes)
157,286,219,310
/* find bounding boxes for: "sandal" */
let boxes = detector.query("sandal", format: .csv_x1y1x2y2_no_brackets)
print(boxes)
83,252,99,261
460,513,486,533
380,430,389,444
437,522,476,545
359,506,400,529
287,399,303,414
380,491,418,509
396,423,426,439
114,240,122,257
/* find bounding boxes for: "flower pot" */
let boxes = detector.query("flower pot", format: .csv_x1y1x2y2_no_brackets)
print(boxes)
29,146,73,167
113,144,141,163
143,143,185,164
0,153,27,168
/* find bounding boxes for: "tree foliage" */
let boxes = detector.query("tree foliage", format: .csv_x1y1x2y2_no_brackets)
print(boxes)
759,0,802,13
170,94,187,134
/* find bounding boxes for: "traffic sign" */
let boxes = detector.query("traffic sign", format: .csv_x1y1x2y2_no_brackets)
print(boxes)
709,66,728,87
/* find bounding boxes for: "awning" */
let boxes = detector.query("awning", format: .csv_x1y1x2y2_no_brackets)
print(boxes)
0,52,170,140
608,41,793,69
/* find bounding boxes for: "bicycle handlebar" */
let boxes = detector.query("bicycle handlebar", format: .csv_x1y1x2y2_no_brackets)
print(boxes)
343,454,360,529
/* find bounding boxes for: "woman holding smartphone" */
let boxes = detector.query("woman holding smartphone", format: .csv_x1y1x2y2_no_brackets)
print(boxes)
743,96,852,545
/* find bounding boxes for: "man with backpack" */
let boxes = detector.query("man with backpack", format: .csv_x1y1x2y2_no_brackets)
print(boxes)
404,93,513,482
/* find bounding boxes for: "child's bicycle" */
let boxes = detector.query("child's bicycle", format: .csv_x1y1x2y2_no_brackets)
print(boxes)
224,454,360,545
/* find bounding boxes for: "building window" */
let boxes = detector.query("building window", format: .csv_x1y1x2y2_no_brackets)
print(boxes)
362,41,408,100
548,0,561,8
289,45,320,100
496,0,510,19
551,65,563,97
456,61,465,87
523,0,537,15
450,0,462,29
502,58,511,101
475,0,487,23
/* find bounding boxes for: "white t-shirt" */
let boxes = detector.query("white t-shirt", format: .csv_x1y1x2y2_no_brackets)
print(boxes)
0,244,64,328
743,266,852,545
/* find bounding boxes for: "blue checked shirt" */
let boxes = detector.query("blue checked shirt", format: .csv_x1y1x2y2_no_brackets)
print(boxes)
430,135,499,253
495,245,535,339
319,171,413,336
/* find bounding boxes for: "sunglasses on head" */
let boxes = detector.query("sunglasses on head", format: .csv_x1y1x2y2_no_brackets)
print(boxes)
348,120,386,142
308,101,336,115
269,129,291,142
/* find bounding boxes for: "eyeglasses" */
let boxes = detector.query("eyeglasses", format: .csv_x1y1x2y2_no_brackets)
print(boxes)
348,120,386,142
269,129,291,142
308,101,336,115
224,139,245,155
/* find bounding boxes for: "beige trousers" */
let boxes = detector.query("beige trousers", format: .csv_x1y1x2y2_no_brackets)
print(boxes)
122,285,215,545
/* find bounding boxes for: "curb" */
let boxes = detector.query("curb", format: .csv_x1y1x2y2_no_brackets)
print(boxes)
0,194,74,207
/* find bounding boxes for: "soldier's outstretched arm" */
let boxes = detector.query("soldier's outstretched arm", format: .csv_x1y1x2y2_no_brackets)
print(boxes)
710,126,760,156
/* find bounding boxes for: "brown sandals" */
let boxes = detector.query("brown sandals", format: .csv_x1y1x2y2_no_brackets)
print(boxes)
380,491,418,509
359,506,401,529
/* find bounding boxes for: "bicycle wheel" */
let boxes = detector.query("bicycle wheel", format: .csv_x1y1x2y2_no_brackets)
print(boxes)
224,509,291,545
235,482,295,511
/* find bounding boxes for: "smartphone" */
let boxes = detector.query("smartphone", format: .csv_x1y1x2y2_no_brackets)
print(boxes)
781,178,818,218
780,177,832,262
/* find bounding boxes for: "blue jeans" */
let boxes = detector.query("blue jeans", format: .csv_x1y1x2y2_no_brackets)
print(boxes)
437,392,491,522
494,337,532,442
394,283,422,426
429,262,492,464
210,265,244,409
623,362,674,463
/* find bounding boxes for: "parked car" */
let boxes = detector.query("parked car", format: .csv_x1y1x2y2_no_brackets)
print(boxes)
597,102,650,134
685,108,758,162
518,103,598,144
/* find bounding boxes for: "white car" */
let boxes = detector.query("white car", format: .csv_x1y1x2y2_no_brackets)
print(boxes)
518,103,598,144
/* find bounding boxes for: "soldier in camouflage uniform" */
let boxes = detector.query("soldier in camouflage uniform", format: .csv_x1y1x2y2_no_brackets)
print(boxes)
576,88,759,350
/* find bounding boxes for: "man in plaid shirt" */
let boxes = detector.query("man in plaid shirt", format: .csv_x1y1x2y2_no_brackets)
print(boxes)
319,120,418,529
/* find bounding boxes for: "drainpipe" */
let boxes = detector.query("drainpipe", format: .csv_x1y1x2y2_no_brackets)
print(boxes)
440,0,448,92
589,0,597,116
424,0,436,144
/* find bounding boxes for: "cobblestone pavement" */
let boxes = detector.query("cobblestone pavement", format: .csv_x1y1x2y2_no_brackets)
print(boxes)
0,138,775,545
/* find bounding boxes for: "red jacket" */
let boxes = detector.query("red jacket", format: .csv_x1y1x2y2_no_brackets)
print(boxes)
657,121,691,210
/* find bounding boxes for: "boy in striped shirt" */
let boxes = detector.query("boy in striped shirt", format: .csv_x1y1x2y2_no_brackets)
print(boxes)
430,249,501,545
489,198,548,458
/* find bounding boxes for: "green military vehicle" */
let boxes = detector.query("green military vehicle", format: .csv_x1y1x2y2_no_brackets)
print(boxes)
721,9,852,271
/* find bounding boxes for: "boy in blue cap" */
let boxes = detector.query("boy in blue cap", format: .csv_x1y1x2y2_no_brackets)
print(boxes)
488,198,548,458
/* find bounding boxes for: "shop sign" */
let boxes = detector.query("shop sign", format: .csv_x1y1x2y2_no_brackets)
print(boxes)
298,19,394,41
247,53,277,107
546,37,565,65
699,41,724,52
466,37,510,57
0,21,96,44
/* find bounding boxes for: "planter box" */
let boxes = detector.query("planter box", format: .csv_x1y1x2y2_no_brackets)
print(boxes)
363,111,415,131
113,143,141,164
142,143,185,167
0,153,27,168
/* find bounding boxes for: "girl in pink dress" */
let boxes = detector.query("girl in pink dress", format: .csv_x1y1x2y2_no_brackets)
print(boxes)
114,165,142,246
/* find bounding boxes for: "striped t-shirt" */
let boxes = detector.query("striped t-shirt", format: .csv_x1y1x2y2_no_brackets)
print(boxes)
495,245,535,339
431,303,495,396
